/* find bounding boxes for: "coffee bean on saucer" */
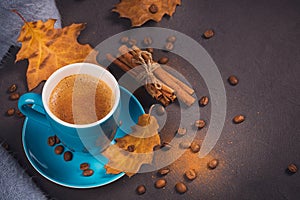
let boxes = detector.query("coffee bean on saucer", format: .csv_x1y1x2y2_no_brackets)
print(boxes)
127,145,135,152
143,37,152,46
185,169,197,180
83,169,94,176
195,119,206,129
63,151,73,161
208,159,219,169
179,141,191,149
203,29,215,39
47,136,56,146
157,167,170,176
128,39,137,46
6,108,15,116
287,163,298,173
9,92,20,100
7,84,17,93
233,115,245,124
228,75,239,86
146,47,154,54
136,185,146,195
199,96,209,107
54,135,60,144
149,4,158,14
54,145,64,155
175,182,187,194
155,179,166,188
190,142,200,153
156,105,165,116
15,109,24,118
120,36,129,44
158,57,169,65
80,163,90,171
164,42,174,51
176,127,187,137
167,36,176,43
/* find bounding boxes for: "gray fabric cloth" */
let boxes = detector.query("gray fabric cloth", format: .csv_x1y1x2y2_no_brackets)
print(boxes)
0,144,47,200
0,0,62,63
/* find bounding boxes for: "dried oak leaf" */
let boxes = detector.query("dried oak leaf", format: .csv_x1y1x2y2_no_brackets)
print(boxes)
113,0,182,27
102,114,161,177
16,19,98,90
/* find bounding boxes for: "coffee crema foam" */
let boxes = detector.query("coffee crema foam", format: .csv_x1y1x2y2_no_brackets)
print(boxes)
49,74,114,124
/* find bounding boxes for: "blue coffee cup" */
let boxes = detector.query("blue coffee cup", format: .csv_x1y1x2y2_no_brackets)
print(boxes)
18,63,121,155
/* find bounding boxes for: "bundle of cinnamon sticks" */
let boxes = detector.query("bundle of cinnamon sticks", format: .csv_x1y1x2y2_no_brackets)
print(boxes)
106,45,195,107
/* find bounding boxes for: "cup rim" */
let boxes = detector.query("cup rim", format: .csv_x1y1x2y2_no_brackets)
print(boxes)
42,63,120,128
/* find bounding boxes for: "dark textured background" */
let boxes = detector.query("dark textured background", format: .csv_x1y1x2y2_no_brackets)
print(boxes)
0,0,299,199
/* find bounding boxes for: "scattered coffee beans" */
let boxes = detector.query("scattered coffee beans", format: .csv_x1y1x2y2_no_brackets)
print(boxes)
8,84,17,93
157,167,170,176
158,57,169,64
146,47,154,54
149,4,158,14
175,182,187,194
165,42,174,51
9,92,20,100
195,119,206,129
228,75,239,86
208,159,219,169
143,37,152,46
199,96,209,107
287,164,298,173
156,105,165,116
155,179,166,188
167,36,176,43
6,108,15,116
176,127,187,137
190,142,200,153
179,141,191,149
63,151,73,161
185,169,197,180
128,39,137,46
54,145,64,155
127,145,135,152
136,185,146,195
80,163,90,171
203,29,215,39
233,115,245,124
54,135,60,144
83,169,94,176
15,109,24,118
120,36,129,44
47,136,56,146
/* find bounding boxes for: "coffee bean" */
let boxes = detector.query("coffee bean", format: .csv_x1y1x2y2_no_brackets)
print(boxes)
176,127,187,137
80,163,90,171
149,4,158,14
15,109,24,118
156,105,165,116
190,142,200,153
54,145,64,155
179,141,191,149
146,47,154,54
143,37,152,46
128,39,137,46
185,169,197,180
54,135,60,144
1,142,9,151
164,42,174,51
167,36,176,43
195,119,206,129
47,136,56,146
157,167,170,176
203,29,215,39
63,151,73,161
6,108,15,116
208,159,219,169
9,92,20,100
83,169,94,176
120,36,129,44
233,115,245,124
161,142,172,150
155,179,166,188
158,57,169,65
287,164,298,173
175,182,187,194
8,84,17,93
199,96,209,107
136,185,146,195
127,145,135,152
228,75,239,86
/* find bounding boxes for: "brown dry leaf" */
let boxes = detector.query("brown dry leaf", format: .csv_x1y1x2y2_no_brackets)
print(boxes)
102,114,161,177
113,0,181,27
16,19,97,90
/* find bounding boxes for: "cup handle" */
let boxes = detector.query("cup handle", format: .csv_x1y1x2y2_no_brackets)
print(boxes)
18,93,50,127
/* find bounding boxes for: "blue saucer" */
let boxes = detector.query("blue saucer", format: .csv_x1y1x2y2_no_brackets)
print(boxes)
22,87,144,188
